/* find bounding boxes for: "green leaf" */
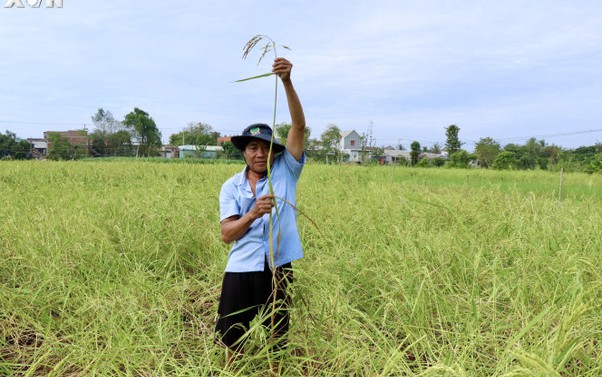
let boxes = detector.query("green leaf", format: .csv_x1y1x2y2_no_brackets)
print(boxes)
234,72,273,83
504,307,551,353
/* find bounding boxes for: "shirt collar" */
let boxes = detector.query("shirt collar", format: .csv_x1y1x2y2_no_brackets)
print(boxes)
234,165,266,194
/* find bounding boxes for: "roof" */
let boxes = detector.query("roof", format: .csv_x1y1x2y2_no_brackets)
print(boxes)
340,130,359,138
384,150,411,158
179,145,223,152
30,140,48,148
383,150,447,159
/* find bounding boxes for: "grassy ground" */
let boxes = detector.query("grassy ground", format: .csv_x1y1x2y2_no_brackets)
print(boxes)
1,161,601,376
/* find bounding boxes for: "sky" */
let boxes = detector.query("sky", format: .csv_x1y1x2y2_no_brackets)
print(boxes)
1,0,601,151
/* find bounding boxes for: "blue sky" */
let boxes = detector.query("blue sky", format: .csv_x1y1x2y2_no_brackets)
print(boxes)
1,0,601,151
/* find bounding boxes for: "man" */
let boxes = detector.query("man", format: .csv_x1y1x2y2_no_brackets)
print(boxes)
215,57,306,357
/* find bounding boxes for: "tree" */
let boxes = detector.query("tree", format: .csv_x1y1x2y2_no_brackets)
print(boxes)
553,143,602,173
92,108,122,134
47,132,85,160
275,122,311,147
500,138,554,170
123,108,162,157
360,133,370,163
518,154,536,170
0,131,13,156
428,143,442,154
89,108,130,157
585,152,602,174
492,151,517,170
523,137,548,169
306,138,326,162
89,130,108,156
396,156,410,166
0,130,31,159
410,141,421,166
220,141,242,160
90,129,133,157
47,133,70,160
431,157,446,167
474,137,501,168
169,122,219,146
445,125,463,156
275,123,292,146
542,145,562,166
448,150,471,168
416,156,430,167
573,144,602,162
108,130,134,156
503,143,522,154
321,124,342,163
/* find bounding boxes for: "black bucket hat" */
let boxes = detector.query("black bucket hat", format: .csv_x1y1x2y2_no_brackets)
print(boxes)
230,123,285,153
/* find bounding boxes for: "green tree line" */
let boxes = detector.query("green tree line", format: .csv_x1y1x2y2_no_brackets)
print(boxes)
397,125,602,174
3,115,602,173
0,131,31,159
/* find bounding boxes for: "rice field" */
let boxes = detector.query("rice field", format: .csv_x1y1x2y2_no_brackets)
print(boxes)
1,160,601,376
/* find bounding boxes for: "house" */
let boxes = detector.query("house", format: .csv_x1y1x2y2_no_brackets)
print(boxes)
179,145,223,159
43,130,88,148
27,138,48,158
382,149,447,164
161,145,179,159
339,130,365,163
23,130,89,158
422,152,446,160
383,149,411,164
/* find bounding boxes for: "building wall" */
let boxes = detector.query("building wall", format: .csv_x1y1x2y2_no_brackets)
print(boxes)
341,131,361,150
43,130,88,147
347,149,360,162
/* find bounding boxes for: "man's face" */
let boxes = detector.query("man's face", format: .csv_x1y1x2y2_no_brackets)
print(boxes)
243,140,276,174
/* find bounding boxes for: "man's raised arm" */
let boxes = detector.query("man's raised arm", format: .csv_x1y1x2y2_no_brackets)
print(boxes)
273,57,306,162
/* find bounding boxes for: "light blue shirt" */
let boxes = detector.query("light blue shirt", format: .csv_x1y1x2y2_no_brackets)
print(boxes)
219,149,305,272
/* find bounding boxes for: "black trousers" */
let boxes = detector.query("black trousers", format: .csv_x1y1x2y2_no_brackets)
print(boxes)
215,261,293,351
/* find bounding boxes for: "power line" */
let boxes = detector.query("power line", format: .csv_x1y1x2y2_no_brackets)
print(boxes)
378,128,602,147
490,128,602,143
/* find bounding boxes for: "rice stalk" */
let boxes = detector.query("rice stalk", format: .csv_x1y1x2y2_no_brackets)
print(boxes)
238,34,293,365
4,162,601,375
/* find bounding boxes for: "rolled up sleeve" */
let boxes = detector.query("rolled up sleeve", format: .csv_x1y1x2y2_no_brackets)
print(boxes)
219,179,241,222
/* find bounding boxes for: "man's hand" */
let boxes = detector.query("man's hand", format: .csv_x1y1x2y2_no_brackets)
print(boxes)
220,194,275,244
251,194,275,219
276,57,305,162
272,57,292,82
